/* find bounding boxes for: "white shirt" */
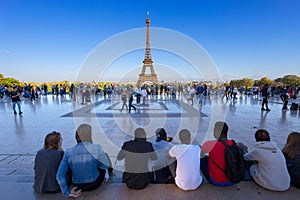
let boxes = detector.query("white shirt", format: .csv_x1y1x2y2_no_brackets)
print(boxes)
233,87,238,93
169,144,202,190
141,89,147,97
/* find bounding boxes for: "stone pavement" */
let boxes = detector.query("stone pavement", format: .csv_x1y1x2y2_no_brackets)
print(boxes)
0,93,299,200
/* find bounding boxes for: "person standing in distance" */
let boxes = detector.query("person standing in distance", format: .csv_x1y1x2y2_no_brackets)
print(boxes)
11,86,23,115
261,84,271,111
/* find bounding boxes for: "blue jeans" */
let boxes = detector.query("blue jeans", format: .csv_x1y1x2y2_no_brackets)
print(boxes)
198,93,204,104
13,101,21,113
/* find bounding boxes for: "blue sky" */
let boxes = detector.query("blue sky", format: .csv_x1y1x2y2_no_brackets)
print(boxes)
1,0,300,82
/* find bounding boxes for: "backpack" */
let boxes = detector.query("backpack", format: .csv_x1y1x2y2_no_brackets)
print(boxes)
218,140,245,183
290,103,299,111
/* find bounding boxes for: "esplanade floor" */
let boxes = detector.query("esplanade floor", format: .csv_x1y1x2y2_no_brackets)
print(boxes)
0,93,299,199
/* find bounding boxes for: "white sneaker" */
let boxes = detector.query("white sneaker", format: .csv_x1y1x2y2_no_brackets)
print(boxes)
104,170,109,182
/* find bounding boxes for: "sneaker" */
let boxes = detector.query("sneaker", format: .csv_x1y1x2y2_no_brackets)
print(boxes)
104,170,109,182
14,111,17,115
266,109,271,111
261,108,266,111
19,112,23,115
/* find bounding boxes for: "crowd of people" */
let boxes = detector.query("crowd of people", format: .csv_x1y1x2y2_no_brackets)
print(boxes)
33,122,300,198
2,81,300,117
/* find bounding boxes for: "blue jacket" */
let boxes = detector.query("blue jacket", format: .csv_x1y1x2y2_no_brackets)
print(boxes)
56,142,109,197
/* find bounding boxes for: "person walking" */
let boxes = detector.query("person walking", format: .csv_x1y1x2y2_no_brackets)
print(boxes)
128,87,136,114
11,86,23,115
188,85,196,106
196,83,205,107
261,84,271,111
280,87,289,111
120,89,128,112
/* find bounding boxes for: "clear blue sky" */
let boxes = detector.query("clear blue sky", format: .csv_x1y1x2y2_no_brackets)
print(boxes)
1,0,300,82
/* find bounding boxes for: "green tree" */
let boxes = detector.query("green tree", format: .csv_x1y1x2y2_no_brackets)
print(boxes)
241,78,254,88
257,77,273,86
0,74,3,79
281,75,300,87
0,77,20,86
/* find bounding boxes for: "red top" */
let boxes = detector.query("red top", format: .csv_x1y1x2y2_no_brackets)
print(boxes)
202,140,233,183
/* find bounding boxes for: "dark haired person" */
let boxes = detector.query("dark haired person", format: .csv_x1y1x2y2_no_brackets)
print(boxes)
200,121,236,186
168,129,202,190
117,128,157,189
11,86,22,115
151,128,175,183
56,124,112,198
261,84,271,111
128,86,137,113
244,129,290,191
282,132,300,188
34,131,64,193
280,87,289,111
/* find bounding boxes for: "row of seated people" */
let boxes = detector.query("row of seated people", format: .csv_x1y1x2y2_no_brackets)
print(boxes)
33,123,300,198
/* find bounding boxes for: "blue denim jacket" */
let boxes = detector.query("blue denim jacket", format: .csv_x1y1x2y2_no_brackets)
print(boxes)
56,142,109,197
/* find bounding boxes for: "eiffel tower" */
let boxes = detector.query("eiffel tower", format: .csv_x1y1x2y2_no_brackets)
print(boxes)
137,13,159,85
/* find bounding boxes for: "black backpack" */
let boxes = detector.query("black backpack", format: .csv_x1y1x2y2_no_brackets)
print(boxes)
290,103,299,111
217,140,245,183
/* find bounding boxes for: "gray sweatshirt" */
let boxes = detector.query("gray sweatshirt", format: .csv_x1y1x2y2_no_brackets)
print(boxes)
244,141,290,191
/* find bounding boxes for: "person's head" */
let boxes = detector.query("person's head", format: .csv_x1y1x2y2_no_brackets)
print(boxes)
13,86,17,91
44,131,62,150
282,132,300,159
213,121,228,140
265,83,269,88
179,129,191,144
155,128,167,142
76,124,93,143
255,129,270,142
134,127,146,139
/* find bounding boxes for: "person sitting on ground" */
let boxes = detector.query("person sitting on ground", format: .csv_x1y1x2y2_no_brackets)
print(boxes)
244,129,290,191
34,131,65,193
151,128,175,184
201,121,240,186
282,132,300,189
56,124,113,198
117,127,157,189
168,129,202,190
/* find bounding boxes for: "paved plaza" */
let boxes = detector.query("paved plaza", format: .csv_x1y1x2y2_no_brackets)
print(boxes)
0,93,300,200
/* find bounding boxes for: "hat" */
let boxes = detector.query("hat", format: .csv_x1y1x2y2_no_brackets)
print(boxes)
12,86,17,89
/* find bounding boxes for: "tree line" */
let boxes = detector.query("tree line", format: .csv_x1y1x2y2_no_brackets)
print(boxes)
1,73,299,90
229,75,300,89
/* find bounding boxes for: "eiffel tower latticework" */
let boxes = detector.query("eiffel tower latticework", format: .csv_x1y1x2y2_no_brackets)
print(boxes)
137,13,159,85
